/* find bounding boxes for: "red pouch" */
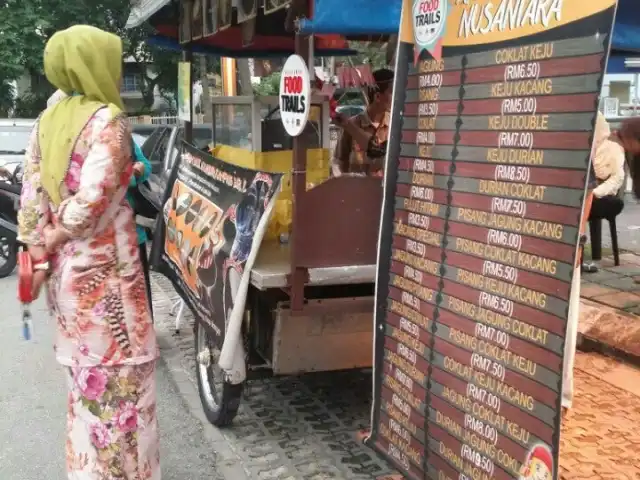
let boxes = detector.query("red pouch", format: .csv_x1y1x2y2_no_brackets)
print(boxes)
17,249,34,304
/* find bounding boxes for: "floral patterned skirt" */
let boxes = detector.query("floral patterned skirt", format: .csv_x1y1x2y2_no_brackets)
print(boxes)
64,362,161,479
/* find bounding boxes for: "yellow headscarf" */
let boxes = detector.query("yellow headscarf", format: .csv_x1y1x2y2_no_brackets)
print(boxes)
39,25,125,206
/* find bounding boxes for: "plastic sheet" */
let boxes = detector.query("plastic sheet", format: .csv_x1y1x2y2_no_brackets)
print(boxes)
612,0,640,53
299,0,401,35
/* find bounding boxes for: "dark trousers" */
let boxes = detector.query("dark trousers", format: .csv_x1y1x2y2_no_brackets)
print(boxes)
139,243,153,319
588,195,624,261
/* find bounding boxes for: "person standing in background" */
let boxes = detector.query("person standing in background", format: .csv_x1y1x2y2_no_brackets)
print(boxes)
331,68,394,177
612,115,640,159
612,115,640,198
129,140,154,317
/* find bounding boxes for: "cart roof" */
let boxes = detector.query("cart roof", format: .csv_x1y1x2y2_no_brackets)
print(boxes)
126,0,639,60
127,0,358,57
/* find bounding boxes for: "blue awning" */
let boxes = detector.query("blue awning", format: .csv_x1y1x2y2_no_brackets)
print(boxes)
298,0,639,49
613,22,640,53
131,0,639,58
298,0,401,35
606,0,640,72
606,52,640,73
612,0,640,53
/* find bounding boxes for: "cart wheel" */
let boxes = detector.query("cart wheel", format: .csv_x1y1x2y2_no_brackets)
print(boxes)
194,320,243,427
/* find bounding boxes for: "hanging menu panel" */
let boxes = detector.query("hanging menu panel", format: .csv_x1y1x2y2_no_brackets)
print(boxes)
374,52,459,480
368,1,618,479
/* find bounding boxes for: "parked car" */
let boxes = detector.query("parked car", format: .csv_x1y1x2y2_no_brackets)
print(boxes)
335,104,365,118
139,124,213,174
0,119,35,175
132,123,161,147
134,124,214,230
132,132,148,147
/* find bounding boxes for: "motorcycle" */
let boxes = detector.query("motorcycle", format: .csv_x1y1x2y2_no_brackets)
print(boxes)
0,162,23,278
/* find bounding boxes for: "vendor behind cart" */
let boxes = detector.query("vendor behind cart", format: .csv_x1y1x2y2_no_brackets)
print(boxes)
331,68,394,177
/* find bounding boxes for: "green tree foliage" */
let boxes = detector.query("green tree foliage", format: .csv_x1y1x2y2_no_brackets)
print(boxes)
253,71,281,96
0,82,15,117
0,0,183,115
349,41,389,70
0,0,45,114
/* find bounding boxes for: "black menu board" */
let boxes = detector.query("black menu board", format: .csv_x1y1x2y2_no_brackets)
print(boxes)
367,0,618,479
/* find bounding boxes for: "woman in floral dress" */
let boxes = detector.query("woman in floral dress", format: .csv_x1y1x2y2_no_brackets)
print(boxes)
17,25,160,479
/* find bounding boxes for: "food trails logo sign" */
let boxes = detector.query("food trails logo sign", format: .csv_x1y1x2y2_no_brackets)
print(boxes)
412,0,449,62
279,54,311,137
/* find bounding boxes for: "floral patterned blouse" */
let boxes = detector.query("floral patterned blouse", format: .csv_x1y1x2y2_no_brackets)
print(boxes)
18,108,158,367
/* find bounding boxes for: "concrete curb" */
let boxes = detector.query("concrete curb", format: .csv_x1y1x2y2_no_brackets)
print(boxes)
577,332,640,369
577,298,640,367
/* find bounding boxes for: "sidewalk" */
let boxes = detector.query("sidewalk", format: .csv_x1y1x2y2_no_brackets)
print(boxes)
579,252,640,361
560,353,640,479
561,252,640,478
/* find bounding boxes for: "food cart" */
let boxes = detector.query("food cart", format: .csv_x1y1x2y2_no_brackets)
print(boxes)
128,2,640,479
128,0,400,426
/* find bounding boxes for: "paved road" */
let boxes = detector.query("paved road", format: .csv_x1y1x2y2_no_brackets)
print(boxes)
0,276,222,480
4,268,640,480
0,269,393,480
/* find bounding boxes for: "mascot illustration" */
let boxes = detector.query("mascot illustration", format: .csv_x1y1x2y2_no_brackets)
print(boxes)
519,444,553,480
223,175,272,318
229,177,270,264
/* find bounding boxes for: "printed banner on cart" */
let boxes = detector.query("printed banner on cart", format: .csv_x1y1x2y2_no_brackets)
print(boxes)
151,142,282,349
368,0,618,479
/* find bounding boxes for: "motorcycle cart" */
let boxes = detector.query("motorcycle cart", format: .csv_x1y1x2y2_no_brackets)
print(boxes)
202,93,381,423
128,0,396,426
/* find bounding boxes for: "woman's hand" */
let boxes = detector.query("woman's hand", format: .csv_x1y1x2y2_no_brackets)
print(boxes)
133,162,145,178
31,270,48,299
26,245,49,299
43,225,70,253
334,114,358,132
333,112,347,127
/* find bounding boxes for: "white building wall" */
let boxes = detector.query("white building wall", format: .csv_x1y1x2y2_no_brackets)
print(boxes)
602,73,638,101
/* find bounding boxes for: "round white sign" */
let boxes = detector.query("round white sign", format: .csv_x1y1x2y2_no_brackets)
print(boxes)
279,54,311,137
412,0,446,47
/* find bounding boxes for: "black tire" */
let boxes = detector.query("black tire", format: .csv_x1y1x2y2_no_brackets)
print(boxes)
194,320,243,427
0,239,17,278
